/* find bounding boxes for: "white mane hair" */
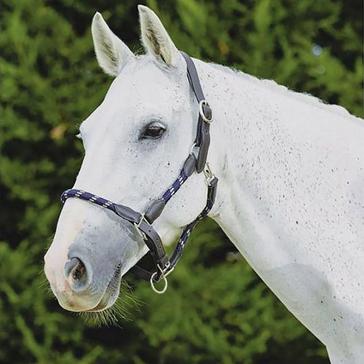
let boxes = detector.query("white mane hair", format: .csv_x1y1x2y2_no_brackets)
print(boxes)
209,62,353,118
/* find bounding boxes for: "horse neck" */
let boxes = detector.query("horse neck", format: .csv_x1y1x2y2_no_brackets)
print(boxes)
196,58,364,274
197,60,292,269
193,59,364,354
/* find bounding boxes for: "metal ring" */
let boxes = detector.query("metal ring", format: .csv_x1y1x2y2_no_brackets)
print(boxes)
199,100,212,124
150,271,168,294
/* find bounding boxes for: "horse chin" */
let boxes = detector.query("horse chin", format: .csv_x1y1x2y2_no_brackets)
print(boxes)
86,265,122,313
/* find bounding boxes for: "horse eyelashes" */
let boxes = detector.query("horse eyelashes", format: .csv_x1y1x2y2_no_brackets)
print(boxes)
139,122,166,140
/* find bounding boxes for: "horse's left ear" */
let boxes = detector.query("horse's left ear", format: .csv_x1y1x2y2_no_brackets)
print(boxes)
92,12,134,76
138,5,181,67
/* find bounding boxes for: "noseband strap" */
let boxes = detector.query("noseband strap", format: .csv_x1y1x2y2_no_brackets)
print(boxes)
61,52,218,294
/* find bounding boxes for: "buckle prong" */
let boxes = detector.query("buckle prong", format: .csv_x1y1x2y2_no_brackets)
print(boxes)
134,213,147,240
203,162,215,185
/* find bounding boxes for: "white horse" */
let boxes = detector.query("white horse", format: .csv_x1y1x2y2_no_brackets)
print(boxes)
44,5,364,363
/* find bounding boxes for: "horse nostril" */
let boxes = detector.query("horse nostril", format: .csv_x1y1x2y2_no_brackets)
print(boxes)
65,257,89,290
72,259,85,280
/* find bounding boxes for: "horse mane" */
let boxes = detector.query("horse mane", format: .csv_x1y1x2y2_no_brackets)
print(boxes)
131,54,356,119
208,62,354,119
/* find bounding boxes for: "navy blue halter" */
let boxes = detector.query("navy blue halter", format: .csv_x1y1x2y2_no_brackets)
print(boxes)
61,52,218,293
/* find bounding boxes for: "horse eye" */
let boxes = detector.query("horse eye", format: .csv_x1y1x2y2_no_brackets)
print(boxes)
140,122,166,140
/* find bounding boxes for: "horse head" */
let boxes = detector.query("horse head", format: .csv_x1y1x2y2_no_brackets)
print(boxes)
44,6,218,312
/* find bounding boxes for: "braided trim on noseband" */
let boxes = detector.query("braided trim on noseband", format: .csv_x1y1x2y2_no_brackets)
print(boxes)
61,190,115,211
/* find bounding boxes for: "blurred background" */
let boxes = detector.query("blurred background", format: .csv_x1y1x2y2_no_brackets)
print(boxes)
0,0,363,363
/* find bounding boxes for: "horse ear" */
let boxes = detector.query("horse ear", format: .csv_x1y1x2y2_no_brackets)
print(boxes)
91,12,134,76
138,5,181,67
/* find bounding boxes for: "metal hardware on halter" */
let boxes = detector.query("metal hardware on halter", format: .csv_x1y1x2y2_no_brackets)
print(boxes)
199,100,213,124
133,214,147,240
203,162,215,185
150,263,174,294
60,51,218,294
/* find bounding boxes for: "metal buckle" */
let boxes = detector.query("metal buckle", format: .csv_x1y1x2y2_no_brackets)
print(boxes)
199,100,212,124
134,214,147,241
203,162,215,185
150,263,174,294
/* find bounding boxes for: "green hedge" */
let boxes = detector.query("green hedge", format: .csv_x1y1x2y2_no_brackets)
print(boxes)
0,0,362,363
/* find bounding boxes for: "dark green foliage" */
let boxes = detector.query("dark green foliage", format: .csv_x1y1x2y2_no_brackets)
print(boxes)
0,0,362,363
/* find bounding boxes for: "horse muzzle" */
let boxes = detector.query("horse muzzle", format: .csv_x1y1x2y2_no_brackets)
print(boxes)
45,254,121,312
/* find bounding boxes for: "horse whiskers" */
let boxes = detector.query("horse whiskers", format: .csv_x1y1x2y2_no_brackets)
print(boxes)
79,280,139,326
79,310,117,327
37,269,55,297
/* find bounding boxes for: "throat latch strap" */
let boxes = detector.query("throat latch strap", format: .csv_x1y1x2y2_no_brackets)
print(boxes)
130,172,218,287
